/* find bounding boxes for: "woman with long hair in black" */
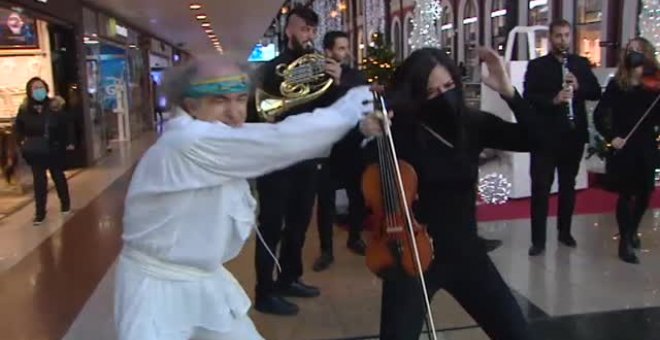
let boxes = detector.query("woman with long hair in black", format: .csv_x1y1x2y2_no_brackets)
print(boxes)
594,37,660,264
14,77,74,225
370,47,537,339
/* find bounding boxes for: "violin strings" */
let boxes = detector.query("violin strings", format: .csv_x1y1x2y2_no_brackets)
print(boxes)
376,136,394,231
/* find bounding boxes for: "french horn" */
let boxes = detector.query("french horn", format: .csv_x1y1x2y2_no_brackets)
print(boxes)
255,49,334,122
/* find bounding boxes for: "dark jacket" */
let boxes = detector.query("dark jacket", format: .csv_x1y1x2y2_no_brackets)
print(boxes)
327,65,369,182
524,53,601,147
364,92,536,252
593,79,659,193
14,99,73,155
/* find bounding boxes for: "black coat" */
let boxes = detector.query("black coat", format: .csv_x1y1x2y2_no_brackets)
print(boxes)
594,79,660,194
13,99,73,165
524,54,602,148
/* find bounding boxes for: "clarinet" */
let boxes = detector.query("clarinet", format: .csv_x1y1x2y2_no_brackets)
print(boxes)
561,51,576,128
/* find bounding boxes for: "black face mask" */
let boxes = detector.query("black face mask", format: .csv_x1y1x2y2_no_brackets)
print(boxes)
625,51,646,69
419,88,462,133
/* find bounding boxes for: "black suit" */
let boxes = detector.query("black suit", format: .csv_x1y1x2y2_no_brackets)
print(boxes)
249,49,350,298
524,53,601,247
316,65,368,254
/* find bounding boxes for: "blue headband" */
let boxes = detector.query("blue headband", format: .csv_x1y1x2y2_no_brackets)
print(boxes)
184,75,248,98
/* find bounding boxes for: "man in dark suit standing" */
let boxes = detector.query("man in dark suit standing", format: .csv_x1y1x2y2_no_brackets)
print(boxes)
249,7,352,316
524,19,601,256
313,31,368,272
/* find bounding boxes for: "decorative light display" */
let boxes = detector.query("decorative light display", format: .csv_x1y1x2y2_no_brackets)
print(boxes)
639,0,660,61
409,0,442,50
365,0,385,45
313,0,344,49
478,173,512,205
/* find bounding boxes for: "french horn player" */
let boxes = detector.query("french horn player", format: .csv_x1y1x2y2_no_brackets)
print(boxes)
247,6,368,317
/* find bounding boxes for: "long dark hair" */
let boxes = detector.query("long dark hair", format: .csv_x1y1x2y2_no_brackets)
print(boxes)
386,47,466,125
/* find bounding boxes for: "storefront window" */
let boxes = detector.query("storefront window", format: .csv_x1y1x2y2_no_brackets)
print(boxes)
437,3,454,57
491,0,507,54
463,0,478,81
83,7,108,160
575,0,602,67
126,30,151,138
529,0,550,57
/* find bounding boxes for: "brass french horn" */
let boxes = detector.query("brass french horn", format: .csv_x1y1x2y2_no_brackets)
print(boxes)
255,50,334,122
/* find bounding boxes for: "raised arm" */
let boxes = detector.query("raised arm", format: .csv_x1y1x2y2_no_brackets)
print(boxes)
183,86,374,180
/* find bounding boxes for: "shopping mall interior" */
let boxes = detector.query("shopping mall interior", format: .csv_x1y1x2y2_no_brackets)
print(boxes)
1,0,659,339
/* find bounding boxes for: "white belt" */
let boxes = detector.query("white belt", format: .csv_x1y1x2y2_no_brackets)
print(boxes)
121,247,219,281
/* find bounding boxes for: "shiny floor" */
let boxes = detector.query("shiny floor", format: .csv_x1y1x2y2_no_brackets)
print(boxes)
1,135,659,340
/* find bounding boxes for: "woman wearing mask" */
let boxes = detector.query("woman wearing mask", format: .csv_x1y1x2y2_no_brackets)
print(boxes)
371,47,539,339
14,77,74,225
594,37,660,264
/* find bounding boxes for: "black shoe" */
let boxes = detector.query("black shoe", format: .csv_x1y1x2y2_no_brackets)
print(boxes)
347,238,366,256
33,216,45,226
313,253,334,272
479,237,503,253
632,234,641,249
276,280,320,298
254,295,299,316
558,233,577,248
528,245,545,256
618,239,640,264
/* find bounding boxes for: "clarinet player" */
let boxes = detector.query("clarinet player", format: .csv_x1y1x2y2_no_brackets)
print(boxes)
524,19,601,256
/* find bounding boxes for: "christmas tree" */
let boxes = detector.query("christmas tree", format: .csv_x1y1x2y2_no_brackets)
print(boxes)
361,32,396,84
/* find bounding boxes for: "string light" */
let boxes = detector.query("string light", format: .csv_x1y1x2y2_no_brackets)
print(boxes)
409,0,442,50
365,0,385,40
312,0,344,49
639,0,660,61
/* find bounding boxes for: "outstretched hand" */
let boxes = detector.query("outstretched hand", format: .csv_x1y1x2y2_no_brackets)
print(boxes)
478,47,516,99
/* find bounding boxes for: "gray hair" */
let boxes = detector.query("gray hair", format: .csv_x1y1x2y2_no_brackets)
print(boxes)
161,55,249,110
162,61,200,109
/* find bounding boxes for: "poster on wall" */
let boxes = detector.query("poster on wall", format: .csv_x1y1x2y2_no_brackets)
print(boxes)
0,6,39,49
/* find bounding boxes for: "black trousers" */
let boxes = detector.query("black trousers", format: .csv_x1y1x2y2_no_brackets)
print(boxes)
30,157,70,219
380,230,531,340
255,161,318,297
530,141,584,247
316,160,365,255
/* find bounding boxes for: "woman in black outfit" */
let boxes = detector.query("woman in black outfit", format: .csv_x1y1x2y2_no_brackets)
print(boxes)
14,77,73,225
372,47,538,340
594,37,660,264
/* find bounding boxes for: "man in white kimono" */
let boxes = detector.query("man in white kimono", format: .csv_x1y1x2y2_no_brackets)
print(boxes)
114,56,380,340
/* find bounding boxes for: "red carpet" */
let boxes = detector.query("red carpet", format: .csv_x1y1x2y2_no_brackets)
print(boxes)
477,187,660,222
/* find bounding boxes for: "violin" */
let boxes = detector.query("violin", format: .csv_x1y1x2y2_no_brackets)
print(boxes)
361,91,437,340
641,70,660,92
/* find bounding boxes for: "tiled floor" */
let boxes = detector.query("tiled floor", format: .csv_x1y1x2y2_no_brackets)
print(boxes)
1,132,660,339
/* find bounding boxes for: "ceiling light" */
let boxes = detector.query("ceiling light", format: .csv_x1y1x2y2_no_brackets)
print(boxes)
189,4,202,10
204,29,213,33
201,22,211,28
196,14,207,20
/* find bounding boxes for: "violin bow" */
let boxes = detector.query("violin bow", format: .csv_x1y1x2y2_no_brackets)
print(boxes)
374,92,439,340
622,92,660,147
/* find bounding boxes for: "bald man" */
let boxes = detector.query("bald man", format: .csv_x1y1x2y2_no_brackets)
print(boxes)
114,56,380,340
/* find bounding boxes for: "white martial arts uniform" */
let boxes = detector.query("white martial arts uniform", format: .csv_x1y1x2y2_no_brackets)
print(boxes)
114,86,373,340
